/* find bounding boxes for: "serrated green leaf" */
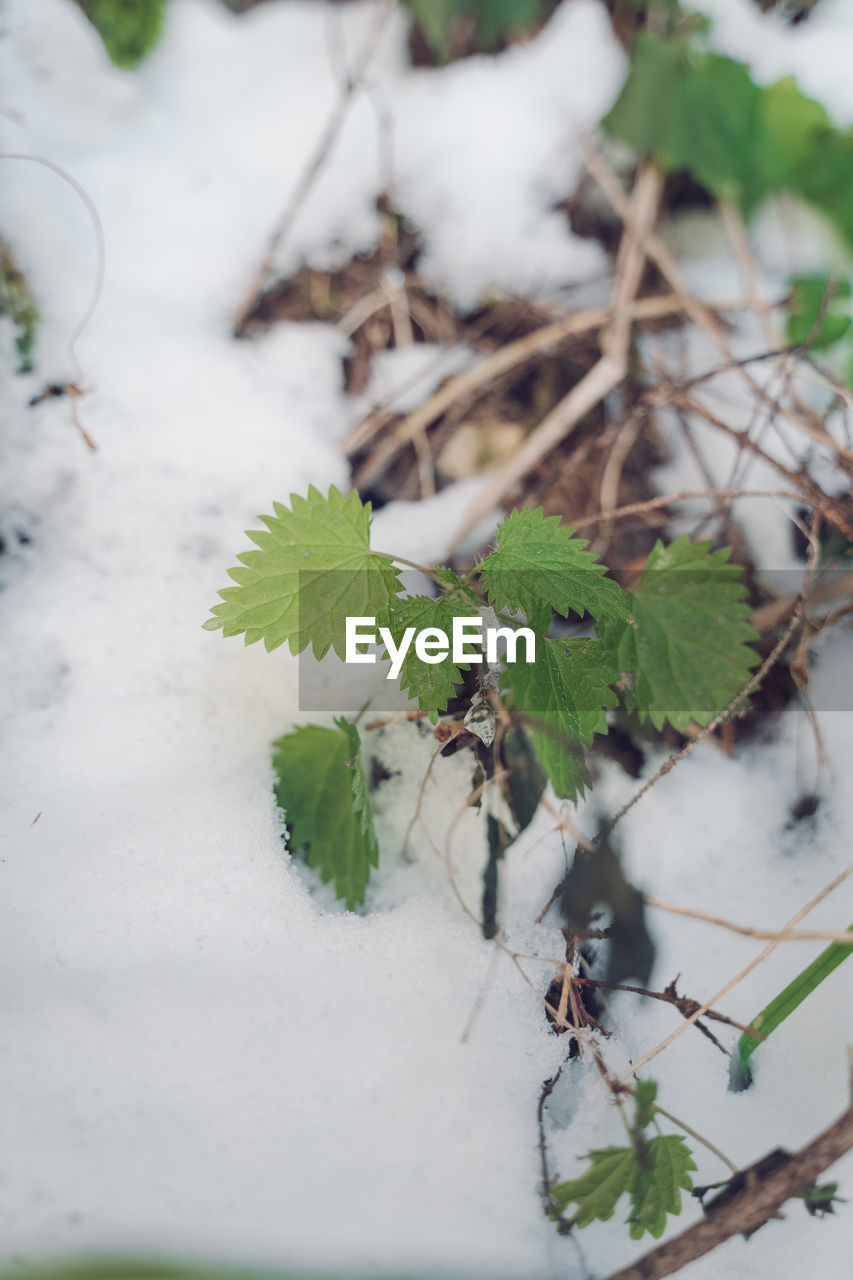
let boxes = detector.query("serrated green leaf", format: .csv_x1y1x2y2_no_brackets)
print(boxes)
599,537,758,734
504,637,619,747
553,1133,694,1238
626,1135,696,1240
551,1147,634,1227
527,730,592,803
504,636,614,802
271,718,379,910
479,507,626,625
204,485,402,659
384,595,474,723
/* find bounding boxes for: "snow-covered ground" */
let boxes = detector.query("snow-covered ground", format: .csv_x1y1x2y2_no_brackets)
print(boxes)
1,1,852,1277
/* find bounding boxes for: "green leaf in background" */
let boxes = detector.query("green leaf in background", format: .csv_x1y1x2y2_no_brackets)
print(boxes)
74,0,167,69
551,1146,635,1227
384,594,475,723
751,76,832,202
602,33,761,204
204,485,402,659
403,0,547,59
599,537,758,734
271,718,379,909
734,924,853,1089
625,1134,696,1240
797,127,853,250
480,507,626,624
0,237,40,373
552,1102,695,1241
786,273,852,351
602,28,853,235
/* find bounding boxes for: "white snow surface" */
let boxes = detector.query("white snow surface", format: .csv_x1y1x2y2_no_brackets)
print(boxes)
1,2,852,1278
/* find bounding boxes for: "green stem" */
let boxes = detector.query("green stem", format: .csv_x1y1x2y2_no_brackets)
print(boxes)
734,924,853,1088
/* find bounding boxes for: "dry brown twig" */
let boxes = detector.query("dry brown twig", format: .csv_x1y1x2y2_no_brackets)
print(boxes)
233,0,398,336
446,161,664,550
643,896,853,946
581,141,853,473
346,290,751,477
627,860,853,1078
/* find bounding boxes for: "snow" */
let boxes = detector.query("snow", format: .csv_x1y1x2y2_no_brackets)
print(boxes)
1,1,852,1278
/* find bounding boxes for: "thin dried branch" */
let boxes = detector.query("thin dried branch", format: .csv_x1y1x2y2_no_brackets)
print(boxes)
447,162,664,550
626,862,853,1077
345,291,748,468
582,141,853,472
233,0,397,336
644,895,853,945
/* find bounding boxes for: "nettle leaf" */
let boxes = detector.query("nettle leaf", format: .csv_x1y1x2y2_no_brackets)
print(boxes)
551,1147,634,1227
384,595,475,723
479,507,626,624
272,717,379,910
505,638,619,747
600,537,758,734
204,485,402,659
527,731,592,804
626,1135,696,1240
504,637,616,802
553,1134,695,1240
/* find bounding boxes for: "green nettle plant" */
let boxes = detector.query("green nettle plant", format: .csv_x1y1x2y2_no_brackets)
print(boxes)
204,484,769,1242
204,484,760,912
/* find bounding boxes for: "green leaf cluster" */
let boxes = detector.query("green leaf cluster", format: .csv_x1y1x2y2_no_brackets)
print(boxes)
271,717,379,910
603,28,853,246
74,0,167,69
207,489,758,907
551,1082,696,1240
